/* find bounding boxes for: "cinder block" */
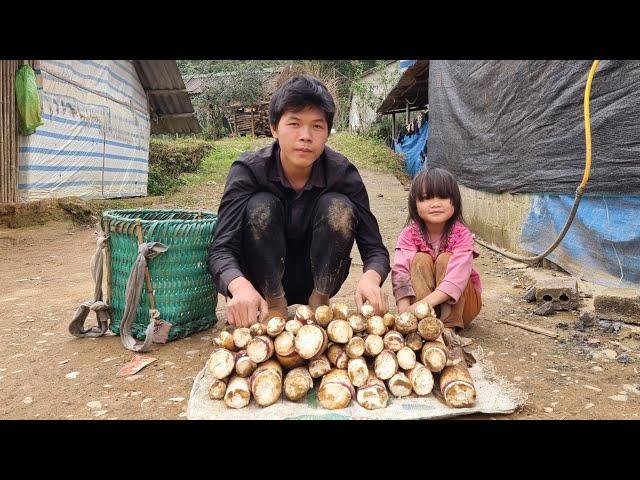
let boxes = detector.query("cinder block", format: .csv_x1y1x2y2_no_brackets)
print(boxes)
594,288,640,325
535,278,579,310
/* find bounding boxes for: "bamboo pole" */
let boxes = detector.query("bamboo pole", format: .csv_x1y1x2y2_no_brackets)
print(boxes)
497,319,560,339
1,61,6,203
8,61,17,203
2,60,8,203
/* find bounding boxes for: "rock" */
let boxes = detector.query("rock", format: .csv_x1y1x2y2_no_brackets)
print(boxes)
616,353,632,364
178,412,188,418
125,374,144,382
86,401,102,409
65,371,80,379
185,350,199,356
622,384,640,395
579,311,598,327
584,403,595,409
58,359,69,365
592,366,604,372
23,396,33,405
586,338,601,345
93,410,108,417
608,395,628,402
544,407,554,413
534,301,556,316
514,376,523,382
593,349,618,361
523,287,537,303
141,398,153,404
168,397,185,402
583,385,602,392
594,288,640,326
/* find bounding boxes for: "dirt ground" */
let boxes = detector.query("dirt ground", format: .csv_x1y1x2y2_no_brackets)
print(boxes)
1,169,639,420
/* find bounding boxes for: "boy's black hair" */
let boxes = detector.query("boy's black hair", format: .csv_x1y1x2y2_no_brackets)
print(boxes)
407,167,466,250
269,75,335,131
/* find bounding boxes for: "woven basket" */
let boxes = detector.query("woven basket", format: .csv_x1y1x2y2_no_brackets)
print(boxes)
101,209,219,342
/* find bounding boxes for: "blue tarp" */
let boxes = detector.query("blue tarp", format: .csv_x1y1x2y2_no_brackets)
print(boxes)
521,195,640,288
393,120,429,177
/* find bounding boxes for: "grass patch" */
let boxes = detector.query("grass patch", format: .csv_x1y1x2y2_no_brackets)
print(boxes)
181,136,273,187
327,132,408,180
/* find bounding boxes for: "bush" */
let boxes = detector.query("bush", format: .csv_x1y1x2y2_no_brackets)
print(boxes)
148,137,215,195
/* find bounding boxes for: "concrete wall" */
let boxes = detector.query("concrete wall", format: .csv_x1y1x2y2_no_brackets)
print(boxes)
349,61,400,133
459,185,532,255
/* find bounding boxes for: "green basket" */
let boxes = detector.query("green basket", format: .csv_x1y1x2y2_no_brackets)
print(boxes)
101,209,219,342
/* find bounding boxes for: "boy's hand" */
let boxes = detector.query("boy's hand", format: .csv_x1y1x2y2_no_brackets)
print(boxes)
396,297,411,314
227,277,269,327
355,270,389,315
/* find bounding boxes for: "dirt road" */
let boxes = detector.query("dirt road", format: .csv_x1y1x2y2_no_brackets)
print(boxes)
1,169,638,419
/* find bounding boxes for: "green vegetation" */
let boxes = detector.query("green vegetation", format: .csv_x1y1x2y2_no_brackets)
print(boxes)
148,137,216,195
327,132,406,177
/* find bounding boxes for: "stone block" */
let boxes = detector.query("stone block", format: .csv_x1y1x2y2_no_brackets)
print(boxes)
594,288,640,325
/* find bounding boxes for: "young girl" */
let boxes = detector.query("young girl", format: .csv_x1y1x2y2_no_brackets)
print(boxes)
392,167,482,331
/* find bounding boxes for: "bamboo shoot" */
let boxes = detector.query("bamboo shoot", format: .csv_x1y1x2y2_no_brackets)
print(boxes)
283,367,313,401
440,347,476,408
246,335,275,363
318,368,354,409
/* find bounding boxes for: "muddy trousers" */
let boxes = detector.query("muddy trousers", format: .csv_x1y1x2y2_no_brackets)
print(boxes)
410,252,482,329
240,192,357,305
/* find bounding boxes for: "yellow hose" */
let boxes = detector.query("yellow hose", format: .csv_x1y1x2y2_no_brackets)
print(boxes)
475,60,600,264
581,60,600,189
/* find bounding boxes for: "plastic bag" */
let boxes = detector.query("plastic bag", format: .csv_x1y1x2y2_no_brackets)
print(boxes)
15,65,44,135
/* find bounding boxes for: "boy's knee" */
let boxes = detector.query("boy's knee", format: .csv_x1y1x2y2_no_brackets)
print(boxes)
245,192,283,240
315,193,357,238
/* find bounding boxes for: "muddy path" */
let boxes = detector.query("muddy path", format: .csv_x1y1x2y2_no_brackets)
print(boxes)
1,169,638,419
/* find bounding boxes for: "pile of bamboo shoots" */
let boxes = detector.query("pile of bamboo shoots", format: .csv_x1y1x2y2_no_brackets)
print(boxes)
206,302,476,410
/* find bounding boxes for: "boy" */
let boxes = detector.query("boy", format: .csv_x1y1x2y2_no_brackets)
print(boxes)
208,75,390,327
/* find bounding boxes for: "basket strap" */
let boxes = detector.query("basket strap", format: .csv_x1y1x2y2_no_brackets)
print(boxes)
119,241,168,352
69,230,112,338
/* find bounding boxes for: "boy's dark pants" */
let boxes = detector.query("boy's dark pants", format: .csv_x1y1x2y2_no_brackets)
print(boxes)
240,191,357,305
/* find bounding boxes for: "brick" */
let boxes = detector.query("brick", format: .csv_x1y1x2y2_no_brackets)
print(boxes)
594,288,640,325
534,278,578,310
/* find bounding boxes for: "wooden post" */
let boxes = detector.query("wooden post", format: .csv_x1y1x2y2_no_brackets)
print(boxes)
1,60,6,203
391,113,396,139
233,110,238,136
405,101,410,128
10,61,19,203
250,108,255,137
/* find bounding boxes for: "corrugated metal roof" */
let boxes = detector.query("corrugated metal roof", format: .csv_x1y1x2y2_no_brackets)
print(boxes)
377,60,430,114
184,67,284,98
133,60,201,134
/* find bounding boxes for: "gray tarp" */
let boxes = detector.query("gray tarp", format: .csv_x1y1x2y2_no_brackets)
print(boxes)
427,60,640,194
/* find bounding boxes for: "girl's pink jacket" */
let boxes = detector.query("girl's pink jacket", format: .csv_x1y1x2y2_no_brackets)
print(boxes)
391,220,482,303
